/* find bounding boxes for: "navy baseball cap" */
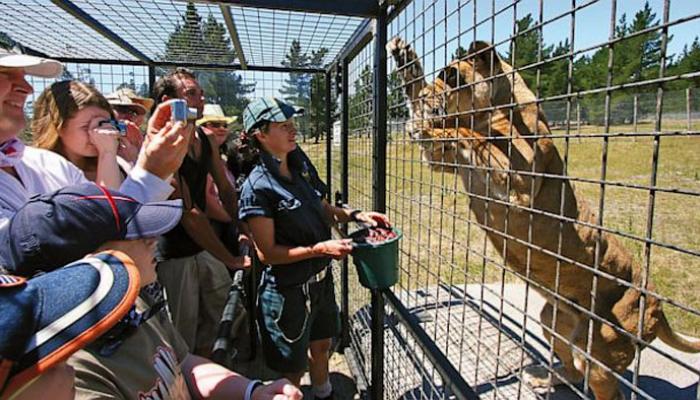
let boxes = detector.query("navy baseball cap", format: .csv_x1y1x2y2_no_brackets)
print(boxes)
0,251,140,397
7,183,183,276
242,97,304,133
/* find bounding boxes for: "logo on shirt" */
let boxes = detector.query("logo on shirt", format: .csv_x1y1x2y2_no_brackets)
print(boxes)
138,346,189,400
277,198,301,211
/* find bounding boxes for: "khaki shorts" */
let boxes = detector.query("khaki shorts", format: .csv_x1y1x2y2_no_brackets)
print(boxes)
157,251,232,356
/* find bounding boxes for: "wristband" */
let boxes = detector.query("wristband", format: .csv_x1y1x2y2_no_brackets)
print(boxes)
244,379,263,400
349,209,362,222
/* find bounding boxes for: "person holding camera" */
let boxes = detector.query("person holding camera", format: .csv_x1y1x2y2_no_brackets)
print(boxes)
31,80,125,188
239,97,390,399
153,68,250,357
0,45,193,267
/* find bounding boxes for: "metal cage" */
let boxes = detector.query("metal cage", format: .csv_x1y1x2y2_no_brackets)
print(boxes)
4,0,700,399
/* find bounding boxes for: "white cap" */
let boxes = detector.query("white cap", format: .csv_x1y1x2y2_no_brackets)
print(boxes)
0,46,63,78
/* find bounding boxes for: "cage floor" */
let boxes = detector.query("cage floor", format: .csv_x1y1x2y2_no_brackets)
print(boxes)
348,283,700,399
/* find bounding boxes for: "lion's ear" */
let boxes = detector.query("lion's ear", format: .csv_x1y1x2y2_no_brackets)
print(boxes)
468,41,502,76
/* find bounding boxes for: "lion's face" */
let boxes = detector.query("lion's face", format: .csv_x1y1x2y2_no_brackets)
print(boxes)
415,56,506,133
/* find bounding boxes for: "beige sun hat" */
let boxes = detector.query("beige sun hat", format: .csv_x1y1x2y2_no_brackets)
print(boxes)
0,46,63,78
196,104,237,126
105,88,154,115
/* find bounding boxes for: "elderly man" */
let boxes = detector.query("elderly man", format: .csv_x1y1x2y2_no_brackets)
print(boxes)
106,87,153,126
106,88,154,164
0,43,191,267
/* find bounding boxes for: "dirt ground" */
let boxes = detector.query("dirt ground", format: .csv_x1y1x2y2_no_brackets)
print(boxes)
231,340,359,399
299,353,359,399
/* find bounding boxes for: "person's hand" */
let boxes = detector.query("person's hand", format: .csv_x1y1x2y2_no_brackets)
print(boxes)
312,238,353,259
124,120,144,147
226,255,252,270
238,233,253,251
252,379,303,400
117,121,144,163
88,118,120,156
136,100,194,179
354,211,391,228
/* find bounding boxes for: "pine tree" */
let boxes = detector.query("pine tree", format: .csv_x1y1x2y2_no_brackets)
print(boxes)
164,3,205,63
280,40,316,140
541,39,571,97
348,65,373,136
506,14,553,91
162,3,254,126
308,48,332,143
612,2,662,85
202,14,234,64
667,37,700,89
453,45,468,60
571,2,666,124
280,40,310,106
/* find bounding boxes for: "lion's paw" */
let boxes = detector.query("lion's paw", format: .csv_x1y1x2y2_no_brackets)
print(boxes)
386,36,416,64
386,36,406,55
523,365,555,392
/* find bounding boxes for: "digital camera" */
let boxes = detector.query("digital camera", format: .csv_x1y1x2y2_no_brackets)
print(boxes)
171,99,198,122
99,119,127,136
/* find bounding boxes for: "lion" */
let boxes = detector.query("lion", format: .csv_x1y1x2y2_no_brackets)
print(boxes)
387,36,700,400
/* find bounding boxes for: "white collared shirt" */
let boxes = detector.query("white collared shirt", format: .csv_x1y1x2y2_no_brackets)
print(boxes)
0,146,174,266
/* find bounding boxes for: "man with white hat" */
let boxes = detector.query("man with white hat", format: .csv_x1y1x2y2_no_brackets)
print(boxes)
0,39,192,267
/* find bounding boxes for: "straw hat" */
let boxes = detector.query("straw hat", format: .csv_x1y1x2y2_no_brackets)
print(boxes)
105,88,154,115
196,104,237,126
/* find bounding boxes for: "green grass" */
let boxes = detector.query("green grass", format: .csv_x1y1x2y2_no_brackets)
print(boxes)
302,122,700,336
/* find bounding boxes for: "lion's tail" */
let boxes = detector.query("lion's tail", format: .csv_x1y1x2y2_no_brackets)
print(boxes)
656,312,700,353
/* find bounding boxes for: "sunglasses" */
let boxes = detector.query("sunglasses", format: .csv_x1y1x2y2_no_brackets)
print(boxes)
114,106,143,120
205,122,228,129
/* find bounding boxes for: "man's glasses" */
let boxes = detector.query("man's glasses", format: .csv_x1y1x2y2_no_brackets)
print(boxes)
114,106,141,120
205,122,228,129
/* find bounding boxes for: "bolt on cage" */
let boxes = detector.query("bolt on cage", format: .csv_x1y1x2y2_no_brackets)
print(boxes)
4,0,700,399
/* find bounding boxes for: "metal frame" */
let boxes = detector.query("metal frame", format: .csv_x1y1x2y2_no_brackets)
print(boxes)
219,4,248,69
50,0,153,64
351,1,699,399
195,0,379,18
36,0,360,75
22,1,697,399
370,4,388,400
11,0,487,395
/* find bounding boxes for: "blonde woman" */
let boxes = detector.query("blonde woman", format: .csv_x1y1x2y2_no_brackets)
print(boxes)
32,80,122,188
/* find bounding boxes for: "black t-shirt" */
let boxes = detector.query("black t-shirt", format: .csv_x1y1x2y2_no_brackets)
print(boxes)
157,128,213,260
238,147,330,286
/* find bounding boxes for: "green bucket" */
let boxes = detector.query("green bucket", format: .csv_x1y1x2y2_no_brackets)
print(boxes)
350,227,402,290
